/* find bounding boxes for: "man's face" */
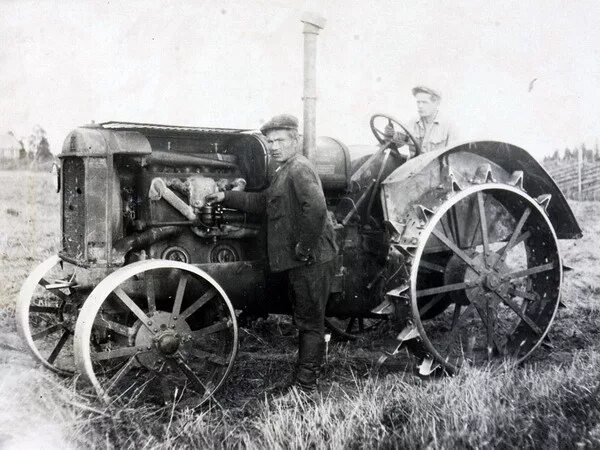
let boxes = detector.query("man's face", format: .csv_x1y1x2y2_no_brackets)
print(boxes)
266,129,298,164
415,92,439,119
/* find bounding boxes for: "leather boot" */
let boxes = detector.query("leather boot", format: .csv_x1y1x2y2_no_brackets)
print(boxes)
295,332,325,391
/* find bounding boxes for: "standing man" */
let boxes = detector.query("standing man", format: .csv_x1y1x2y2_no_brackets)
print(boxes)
385,86,458,153
205,114,338,392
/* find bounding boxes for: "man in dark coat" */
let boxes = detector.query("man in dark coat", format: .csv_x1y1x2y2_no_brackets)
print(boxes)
205,114,338,391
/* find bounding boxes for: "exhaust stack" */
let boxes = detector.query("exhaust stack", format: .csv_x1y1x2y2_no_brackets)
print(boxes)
301,12,326,161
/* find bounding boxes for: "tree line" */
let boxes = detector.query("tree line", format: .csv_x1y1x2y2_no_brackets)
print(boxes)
6,125,53,162
543,142,600,163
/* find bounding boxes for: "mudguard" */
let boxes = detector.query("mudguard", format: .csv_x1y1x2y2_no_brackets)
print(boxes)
381,140,582,239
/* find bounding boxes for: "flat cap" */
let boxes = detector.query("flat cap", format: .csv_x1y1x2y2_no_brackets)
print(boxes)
411,85,441,100
260,114,299,135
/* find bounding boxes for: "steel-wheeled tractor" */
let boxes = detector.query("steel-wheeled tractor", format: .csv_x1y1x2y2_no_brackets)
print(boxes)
16,14,581,408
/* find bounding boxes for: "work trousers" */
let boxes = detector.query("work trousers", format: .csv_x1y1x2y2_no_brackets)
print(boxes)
287,258,335,386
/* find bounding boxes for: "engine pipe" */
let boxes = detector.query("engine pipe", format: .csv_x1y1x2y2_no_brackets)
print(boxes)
301,12,326,161
113,226,181,254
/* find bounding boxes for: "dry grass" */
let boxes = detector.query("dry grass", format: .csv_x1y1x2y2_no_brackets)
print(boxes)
1,170,600,449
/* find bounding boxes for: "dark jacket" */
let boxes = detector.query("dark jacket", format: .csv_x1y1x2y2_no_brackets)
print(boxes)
223,153,338,272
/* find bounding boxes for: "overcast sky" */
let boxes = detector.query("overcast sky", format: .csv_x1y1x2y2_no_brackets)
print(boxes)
2,0,599,159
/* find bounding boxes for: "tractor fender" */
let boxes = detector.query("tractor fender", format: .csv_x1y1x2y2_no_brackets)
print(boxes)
381,140,582,239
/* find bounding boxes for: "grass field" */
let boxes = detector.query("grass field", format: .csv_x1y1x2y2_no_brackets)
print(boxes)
1,170,600,449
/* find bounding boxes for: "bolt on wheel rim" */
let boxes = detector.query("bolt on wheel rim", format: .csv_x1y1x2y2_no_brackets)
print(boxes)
410,184,562,372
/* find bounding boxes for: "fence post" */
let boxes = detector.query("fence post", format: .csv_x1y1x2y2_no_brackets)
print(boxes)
578,146,582,201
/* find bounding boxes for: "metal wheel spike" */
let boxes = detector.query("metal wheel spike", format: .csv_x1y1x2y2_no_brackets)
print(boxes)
508,170,524,190
472,163,495,184
441,165,462,192
418,357,440,376
386,284,409,298
370,298,394,315
415,204,435,223
536,194,552,211
396,325,419,343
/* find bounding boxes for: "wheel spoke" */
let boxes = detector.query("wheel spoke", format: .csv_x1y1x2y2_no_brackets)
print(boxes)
160,369,177,405
47,329,71,364
345,317,357,334
432,228,482,274
472,301,503,358
30,305,61,314
92,346,143,361
477,192,490,267
170,274,189,325
32,322,65,340
502,262,557,281
497,231,531,255
419,293,445,316
417,281,468,298
192,320,231,338
145,272,156,316
442,303,476,354
180,288,217,321
419,260,446,273
493,292,543,335
173,355,208,394
94,316,135,337
38,278,70,302
451,303,462,331
467,195,492,248
508,287,538,302
106,354,139,394
191,348,229,366
493,208,531,270
113,287,152,329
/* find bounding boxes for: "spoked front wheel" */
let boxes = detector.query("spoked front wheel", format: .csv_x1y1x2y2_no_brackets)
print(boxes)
74,260,238,409
16,255,82,375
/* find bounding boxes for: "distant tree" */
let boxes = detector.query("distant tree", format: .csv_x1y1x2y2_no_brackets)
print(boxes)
581,143,593,162
552,149,560,161
564,147,572,161
18,139,26,159
35,136,52,162
595,140,600,162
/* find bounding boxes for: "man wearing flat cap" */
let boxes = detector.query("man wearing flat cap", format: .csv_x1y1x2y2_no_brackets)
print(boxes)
205,114,338,392
385,85,458,153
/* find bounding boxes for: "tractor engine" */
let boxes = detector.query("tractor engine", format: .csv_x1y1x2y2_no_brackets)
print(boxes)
57,122,351,312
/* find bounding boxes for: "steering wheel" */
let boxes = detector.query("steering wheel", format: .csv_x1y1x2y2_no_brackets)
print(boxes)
370,113,422,156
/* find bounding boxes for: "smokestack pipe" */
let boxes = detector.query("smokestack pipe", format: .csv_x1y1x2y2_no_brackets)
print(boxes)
301,12,326,161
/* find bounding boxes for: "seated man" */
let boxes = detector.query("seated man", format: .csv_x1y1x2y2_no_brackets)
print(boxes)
386,85,459,153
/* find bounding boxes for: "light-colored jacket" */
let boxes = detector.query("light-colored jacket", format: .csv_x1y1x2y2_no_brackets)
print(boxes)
409,113,458,153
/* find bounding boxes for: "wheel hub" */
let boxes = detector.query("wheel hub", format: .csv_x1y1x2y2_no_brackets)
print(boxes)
464,252,510,304
156,331,180,355
133,310,192,369
484,272,502,291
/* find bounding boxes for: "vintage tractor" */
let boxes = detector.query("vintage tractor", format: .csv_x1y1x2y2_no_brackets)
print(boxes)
16,14,581,407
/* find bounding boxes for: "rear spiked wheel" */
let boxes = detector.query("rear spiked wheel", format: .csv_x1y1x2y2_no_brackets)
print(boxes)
407,184,562,372
74,260,238,408
16,255,82,375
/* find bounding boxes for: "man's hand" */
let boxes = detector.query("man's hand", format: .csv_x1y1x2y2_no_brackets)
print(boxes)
204,191,225,204
294,242,311,263
384,123,395,139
